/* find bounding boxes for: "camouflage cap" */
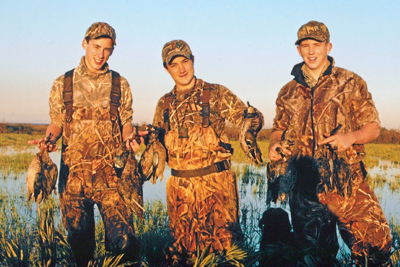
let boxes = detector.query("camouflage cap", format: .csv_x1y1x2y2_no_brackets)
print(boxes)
162,40,192,65
85,22,116,46
295,21,330,45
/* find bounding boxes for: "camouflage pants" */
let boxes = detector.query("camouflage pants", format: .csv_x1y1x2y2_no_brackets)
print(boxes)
166,170,243,266
59,164,137,267
318,163,392,265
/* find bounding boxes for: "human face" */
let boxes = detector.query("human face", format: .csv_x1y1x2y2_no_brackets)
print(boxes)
165,56,195,91
297,39,332,79
82,37,114,73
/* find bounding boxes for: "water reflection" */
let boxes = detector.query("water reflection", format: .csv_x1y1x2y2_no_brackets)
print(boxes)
1,149,400,255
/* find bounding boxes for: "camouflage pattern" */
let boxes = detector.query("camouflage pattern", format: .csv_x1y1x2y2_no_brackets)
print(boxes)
153,78,262,265
49,57,137,266
318,164,392,265
85,22,117,46
295,20,330,45
273,56,380,165
59,165,137,267
162,40,192,65
272,56,391,261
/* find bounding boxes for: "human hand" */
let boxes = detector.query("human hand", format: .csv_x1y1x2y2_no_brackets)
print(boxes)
27,134,58,152
318,132,356,153
125,130,148,152
269,142,291,162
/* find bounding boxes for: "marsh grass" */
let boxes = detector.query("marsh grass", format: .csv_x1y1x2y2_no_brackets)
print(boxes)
230,141,270,164
0,133,44,147
0,151,36,178
365,144,400,167
2,134,400,266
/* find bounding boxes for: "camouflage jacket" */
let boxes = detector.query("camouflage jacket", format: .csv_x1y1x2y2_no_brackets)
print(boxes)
272,56,380,164
49,57,133,173
153,78,262,170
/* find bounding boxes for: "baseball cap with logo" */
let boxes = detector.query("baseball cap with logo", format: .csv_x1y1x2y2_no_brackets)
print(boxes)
85,22,117,46
295,21,330,45
162,40,193,66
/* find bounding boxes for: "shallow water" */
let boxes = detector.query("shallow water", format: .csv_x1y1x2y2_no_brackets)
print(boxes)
1,149,400,256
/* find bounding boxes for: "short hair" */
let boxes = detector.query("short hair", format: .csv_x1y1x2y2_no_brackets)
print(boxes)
84,35,115,48
163,55,194,69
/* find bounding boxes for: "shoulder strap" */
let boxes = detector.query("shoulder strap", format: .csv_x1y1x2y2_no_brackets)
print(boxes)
162,82,212,131
63,69,122,124
163,92,172,132
110,70,121,123
63,69,75,123
201,82,212,128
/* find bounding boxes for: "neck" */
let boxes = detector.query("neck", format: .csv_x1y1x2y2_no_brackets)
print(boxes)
175,76,196,91
306,58,330,81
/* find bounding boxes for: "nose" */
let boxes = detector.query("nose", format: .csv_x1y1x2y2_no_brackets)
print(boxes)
97,49,105,59
308,45,315,54
178,63,186,73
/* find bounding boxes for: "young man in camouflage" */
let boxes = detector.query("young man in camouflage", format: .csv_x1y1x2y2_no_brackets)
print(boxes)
152,40,263,266
268,21,392,265
29,22,142,266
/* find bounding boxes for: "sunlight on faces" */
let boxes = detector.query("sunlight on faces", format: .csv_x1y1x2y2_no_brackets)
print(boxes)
165,56,195,90
297,39,332,79
82,37,114,73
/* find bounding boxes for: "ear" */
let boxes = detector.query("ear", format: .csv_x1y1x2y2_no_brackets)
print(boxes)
326,42,333,54
110,46,114,57
164,65,171,75
82,39,88,50
296,45,302,57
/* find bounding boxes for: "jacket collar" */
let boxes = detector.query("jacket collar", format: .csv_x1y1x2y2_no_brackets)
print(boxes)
291,56,334,88
77,56,110,77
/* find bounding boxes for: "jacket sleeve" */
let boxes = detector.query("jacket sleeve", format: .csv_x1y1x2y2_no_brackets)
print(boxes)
214,84,263,131
152,96,166,129
49,75,65,130
350,76,381,130
272,84,291,134
119,77,133,126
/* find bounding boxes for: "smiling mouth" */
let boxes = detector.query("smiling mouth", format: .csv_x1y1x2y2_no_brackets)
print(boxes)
94,59,103,65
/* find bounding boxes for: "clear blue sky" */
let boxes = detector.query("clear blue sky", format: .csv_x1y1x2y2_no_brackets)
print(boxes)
1,0,399,129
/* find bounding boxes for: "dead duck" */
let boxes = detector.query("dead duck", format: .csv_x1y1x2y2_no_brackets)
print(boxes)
138,124,166,184
26,134,58,203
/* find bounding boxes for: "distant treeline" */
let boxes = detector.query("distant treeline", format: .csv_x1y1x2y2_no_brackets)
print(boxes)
0,123,47,135
371,128,400,144
1,123,399,144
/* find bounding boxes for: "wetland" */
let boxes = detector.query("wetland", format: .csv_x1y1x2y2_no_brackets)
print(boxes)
1,133,400,266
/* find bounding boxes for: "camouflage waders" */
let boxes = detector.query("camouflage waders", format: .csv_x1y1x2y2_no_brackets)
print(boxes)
153,78,262,265
50,58,138,267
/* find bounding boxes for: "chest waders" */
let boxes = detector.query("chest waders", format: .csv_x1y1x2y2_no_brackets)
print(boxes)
58,69,122,195
162,81,231,178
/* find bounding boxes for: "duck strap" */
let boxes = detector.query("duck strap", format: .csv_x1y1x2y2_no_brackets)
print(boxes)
162,81,213,131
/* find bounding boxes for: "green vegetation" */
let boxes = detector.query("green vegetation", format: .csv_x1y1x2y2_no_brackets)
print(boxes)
2,129,400,266
0,133,44,147
0,123,47,135
0,150,37,178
